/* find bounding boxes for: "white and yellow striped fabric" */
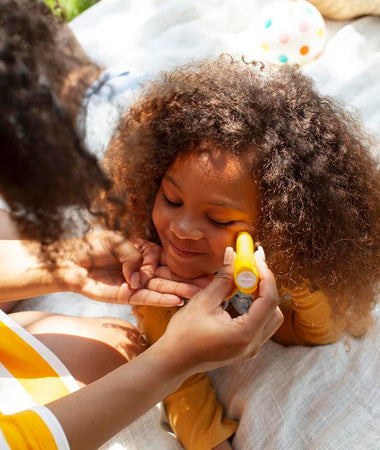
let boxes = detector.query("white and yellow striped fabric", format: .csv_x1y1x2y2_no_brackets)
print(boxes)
0,309,79,449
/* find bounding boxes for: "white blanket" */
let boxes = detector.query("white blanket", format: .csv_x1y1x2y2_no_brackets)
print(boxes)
17,0,380,448
102,326,380,450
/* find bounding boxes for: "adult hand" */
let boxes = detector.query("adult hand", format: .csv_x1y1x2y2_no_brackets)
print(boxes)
0,234,213,306
157,247,283,375
146,264,214,300
53,232,187,306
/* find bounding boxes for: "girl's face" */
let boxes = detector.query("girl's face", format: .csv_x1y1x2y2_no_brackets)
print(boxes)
152,150,259,279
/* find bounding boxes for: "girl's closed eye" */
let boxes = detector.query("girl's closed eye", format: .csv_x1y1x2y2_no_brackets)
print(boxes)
208,217,236,227
163,193,182,208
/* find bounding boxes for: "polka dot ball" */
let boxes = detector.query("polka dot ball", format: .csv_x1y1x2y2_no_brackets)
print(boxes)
256,0,326,66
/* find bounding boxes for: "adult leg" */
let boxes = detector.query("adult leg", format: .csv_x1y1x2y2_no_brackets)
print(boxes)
10,311,147,387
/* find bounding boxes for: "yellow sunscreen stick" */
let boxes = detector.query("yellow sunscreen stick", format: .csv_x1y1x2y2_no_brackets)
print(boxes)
234,232,258,295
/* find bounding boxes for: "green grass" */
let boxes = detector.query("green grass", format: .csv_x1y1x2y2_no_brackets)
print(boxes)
44,0,100,21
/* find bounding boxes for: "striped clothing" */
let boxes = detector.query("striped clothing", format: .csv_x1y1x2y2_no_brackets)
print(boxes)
0,309,79,449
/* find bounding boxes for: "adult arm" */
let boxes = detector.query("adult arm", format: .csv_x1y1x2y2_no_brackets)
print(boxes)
0,232,199,306
134,304,237,450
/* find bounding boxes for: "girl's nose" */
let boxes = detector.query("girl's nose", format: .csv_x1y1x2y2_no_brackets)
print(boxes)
170,216,203,240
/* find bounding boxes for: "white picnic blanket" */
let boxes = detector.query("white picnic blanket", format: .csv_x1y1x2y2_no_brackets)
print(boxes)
16,0,380,448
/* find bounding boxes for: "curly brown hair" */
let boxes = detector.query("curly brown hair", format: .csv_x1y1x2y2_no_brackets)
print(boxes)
104,56,380,337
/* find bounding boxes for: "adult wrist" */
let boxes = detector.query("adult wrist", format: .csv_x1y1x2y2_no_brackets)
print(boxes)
151,334,198,383
0,240,64,300
115,340,192,405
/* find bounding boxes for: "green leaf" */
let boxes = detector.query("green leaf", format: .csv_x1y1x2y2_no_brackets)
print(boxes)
44,0,100,22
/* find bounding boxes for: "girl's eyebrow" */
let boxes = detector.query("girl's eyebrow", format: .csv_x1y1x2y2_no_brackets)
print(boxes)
163,174,179,188
209,200,246,212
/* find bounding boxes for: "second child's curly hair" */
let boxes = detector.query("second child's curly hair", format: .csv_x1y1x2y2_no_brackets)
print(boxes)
104,56,380,337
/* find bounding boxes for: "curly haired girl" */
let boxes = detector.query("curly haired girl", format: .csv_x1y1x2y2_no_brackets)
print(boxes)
103,56,380,449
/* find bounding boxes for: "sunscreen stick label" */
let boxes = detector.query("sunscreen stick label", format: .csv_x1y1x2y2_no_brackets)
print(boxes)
236,270,258,290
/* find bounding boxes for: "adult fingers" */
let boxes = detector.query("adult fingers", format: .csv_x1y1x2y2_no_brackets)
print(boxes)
83,279,185,306
238,248,280,334
245,286,280,329
146,277,200,298
126,286,183,306
253,246,279,302
155,266,213,289
261,306,284,343
190,247,236,309
105,234,143,285
230,306,282,361
80,280,121,303
131,238,162,286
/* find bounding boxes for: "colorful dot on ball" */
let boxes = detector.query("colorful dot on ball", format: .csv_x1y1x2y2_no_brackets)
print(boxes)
299,22,309,33
278,54,288,63
300,45,309,55
265,19,273,29
279,33,289,44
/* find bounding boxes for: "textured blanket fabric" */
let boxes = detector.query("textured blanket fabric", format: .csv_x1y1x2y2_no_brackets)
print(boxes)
14,1,380,448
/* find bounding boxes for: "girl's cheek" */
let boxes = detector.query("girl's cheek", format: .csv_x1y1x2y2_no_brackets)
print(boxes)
152,202,166,231
213,233,235,262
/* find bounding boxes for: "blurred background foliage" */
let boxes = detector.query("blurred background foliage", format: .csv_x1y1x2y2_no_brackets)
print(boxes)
44,0,100,21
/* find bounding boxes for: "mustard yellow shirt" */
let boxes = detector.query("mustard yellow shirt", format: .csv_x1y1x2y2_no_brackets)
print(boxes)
274,284,342,346
134,284,341,450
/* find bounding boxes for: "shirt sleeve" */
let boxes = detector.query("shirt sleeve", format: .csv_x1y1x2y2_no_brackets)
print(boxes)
273,284,343,346
164,373,237,450
0,406,69,450
134,305,237,450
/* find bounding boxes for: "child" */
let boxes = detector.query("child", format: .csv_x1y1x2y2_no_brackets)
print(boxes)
103,56,380,449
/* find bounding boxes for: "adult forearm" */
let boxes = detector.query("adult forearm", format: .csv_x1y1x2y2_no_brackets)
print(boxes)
47,340,189,450
0,240,60,301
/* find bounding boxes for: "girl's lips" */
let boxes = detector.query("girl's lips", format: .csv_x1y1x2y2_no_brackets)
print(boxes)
169,241,206,258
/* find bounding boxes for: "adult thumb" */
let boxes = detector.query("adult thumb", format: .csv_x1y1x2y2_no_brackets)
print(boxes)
196,247,236,309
